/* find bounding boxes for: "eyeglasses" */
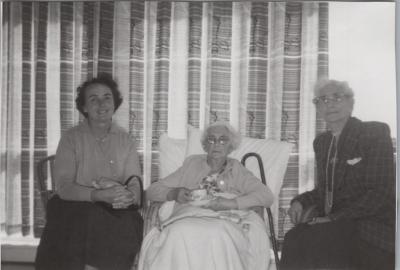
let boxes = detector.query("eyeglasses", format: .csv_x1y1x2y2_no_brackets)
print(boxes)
312,93,351,105
207,136,230,145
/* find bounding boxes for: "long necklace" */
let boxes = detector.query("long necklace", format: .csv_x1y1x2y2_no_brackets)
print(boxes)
325,135,338,215
199,160,227,195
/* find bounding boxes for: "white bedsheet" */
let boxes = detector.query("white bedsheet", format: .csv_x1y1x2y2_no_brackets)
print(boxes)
138,200,270,270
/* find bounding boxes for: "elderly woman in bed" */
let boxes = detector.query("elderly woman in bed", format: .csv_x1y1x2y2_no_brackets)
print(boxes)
140,122,274,270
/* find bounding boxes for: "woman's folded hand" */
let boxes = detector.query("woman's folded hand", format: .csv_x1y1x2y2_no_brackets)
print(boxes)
91,185,130,205
112,188,136,209
92,177,121,189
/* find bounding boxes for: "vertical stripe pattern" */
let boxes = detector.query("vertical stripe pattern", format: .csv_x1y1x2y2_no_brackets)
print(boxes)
7,2,23,235
1,2,328,243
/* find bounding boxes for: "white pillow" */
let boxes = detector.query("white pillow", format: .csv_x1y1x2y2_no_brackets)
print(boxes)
158,133,187,179
185,125,293,207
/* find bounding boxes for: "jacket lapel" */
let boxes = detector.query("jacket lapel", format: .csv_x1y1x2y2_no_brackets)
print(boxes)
334,117,363,187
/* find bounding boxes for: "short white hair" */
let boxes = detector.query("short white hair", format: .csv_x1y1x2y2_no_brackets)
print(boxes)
314,79,354,98
201,121,242,153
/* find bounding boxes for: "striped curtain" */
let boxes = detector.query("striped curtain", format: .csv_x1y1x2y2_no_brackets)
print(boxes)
0,1,328,243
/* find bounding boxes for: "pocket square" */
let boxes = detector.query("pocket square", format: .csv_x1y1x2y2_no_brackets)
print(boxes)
347,157,362,165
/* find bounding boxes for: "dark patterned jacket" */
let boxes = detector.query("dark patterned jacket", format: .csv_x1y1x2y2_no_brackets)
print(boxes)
294,117,395,252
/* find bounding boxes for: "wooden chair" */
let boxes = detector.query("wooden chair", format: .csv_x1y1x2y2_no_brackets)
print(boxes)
241,152,280,269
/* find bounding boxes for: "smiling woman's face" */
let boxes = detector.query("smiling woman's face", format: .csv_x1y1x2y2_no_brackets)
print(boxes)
204,126,232,159
83,83,115,124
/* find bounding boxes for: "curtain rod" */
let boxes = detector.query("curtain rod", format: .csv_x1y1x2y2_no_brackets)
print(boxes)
1,0,395,2
148,0,394,1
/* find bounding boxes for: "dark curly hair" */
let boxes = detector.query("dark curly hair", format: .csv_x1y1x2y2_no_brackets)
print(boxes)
75,73,123,118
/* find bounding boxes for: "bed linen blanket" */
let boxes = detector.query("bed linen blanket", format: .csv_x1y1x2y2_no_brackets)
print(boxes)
138,200,270,270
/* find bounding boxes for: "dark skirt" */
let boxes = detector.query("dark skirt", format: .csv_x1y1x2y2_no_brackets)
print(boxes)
35,196,143,270
280,219,357,270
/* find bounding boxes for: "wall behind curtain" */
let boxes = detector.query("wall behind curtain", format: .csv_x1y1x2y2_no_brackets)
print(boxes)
0,1,328,243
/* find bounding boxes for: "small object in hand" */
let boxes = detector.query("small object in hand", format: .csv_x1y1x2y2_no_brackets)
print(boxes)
190,189,208,201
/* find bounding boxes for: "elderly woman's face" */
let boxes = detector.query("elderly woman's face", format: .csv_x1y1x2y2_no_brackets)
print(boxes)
83,83,115,124
205,126,232,159
314,85,353,125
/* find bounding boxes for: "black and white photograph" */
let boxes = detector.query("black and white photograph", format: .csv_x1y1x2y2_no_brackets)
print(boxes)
0,1,397,270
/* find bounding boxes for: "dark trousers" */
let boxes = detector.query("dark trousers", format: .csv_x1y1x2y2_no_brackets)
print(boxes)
353,238,394,270
280,219,357,270
35,196,143,270
280,219,395,270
